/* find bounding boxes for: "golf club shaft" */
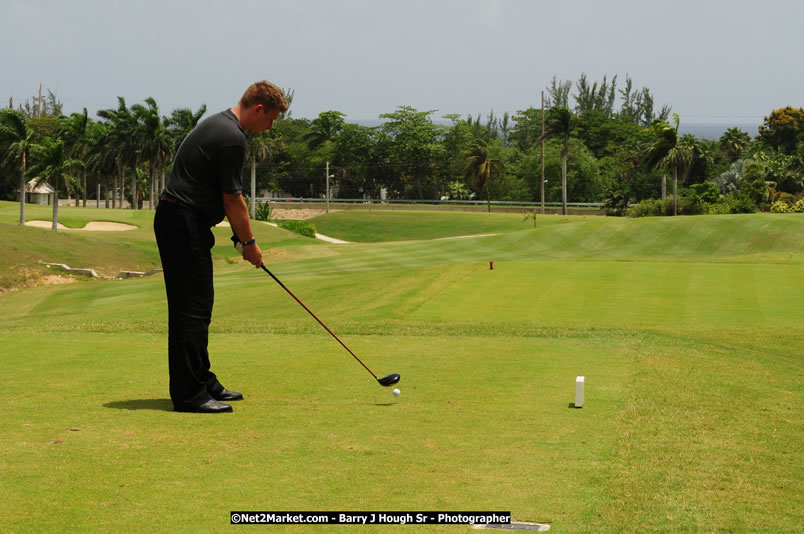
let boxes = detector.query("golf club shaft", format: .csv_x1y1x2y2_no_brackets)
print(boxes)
260,264,378,379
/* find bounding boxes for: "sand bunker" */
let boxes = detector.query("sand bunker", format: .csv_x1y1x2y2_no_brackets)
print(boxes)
26,220,137,231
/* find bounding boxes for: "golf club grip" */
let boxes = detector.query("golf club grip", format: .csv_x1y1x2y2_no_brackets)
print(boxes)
260,264,377,379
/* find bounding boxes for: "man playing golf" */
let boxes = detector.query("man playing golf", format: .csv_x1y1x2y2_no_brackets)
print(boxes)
154,81,288,413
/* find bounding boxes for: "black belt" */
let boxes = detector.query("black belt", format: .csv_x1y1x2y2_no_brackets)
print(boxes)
160,192,179,204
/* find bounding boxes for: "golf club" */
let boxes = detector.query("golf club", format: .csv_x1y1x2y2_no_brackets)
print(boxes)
258,263,400,387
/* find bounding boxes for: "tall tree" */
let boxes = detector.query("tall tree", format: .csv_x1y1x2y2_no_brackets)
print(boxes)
132,98,171,209
500,112,511,146
60,109,90,206
545,76,572,108
510,108,545,152
719,127,751,163
97,98,138,209
380,106,444,199
85,121,117,207
619,75,671,126
574,73,617,116
332,122,385,198
303,111,345,150
464,140,503,212
757,106,804,154
166,104,207,193
245,131,271,217
538,106,577,214
27,137,82,231
644,114,694,215
279,88,294,120
167,105,207,143
0,109,38,224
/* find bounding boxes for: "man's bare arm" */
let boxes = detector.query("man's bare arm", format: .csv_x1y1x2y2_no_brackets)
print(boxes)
223,193,263,267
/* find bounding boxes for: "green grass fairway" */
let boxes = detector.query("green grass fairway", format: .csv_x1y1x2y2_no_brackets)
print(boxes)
1,205,802,533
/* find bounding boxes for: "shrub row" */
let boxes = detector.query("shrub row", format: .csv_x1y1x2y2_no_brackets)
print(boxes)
277,220,317,238
770,199,804,213
628,195,758,217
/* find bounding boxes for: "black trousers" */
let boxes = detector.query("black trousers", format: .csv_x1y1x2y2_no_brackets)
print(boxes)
154,201,222,407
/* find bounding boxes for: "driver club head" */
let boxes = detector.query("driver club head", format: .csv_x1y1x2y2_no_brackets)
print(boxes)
377,373,401,387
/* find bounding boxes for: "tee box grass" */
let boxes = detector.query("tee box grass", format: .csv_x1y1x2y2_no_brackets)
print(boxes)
0,202,802,532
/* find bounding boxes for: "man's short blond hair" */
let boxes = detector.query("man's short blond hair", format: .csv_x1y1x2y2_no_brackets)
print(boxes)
240,81,289,112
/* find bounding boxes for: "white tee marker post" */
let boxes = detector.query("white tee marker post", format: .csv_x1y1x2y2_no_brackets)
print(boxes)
575,376,585,408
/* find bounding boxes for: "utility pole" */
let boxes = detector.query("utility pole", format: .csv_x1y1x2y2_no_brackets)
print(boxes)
541,90,545,215
326,161,330,214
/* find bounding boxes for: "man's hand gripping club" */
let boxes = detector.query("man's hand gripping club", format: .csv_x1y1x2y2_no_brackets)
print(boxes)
223,192,263,267
231,233,263,267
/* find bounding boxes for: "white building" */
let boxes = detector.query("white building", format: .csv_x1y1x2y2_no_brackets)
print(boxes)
18,179,54,205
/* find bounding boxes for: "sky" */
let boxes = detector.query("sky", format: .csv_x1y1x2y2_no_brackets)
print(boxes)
2,0,802,130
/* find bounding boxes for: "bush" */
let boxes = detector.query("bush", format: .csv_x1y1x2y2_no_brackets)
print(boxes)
628,196,696,217
774,191,795,205
705,202,732,215
793,199,804,213
661,195,694,215
689,182,721,204
771,201,792,213
726,194,758,214
255,201,271,221
683,183,721,215
277,220,317,238
628,198,663,218
603,184,630,216
714,160,746,194
628,192,764,217
680,195,707,215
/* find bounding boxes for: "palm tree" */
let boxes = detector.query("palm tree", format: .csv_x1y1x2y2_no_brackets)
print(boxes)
0,109,38,224
167,105,207,142
538,106,576,215
719,127,750,163
245,131,270,218
60,109,90,207
303,111,345,150
28,137,82,231
279,88,294,120
464,140,503,212
166,104,207,194
97,98,138,209
644,114,694,216
133,98,172,209
86,121,117,207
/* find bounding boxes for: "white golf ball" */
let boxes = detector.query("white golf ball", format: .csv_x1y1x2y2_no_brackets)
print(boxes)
392,388,401,397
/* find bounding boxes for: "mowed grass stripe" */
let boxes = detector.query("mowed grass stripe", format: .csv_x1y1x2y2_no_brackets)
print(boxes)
311,211,804,261
273,214,804,282
408,261,803,329
3,255,801,333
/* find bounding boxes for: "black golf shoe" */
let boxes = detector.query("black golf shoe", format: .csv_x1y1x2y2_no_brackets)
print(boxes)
175,398,233,414
209,386,244,402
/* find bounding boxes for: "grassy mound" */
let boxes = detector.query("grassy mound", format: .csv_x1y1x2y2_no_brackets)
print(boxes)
0,201,315,289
